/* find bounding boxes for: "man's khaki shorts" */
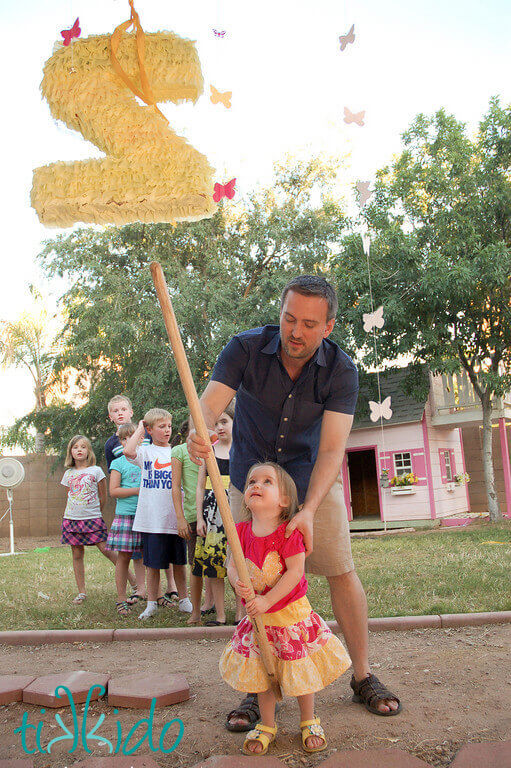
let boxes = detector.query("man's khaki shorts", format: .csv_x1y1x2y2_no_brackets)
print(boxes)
228,481,354,577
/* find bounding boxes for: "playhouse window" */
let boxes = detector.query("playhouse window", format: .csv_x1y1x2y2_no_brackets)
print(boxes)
442,450,453,481
393,452,412,476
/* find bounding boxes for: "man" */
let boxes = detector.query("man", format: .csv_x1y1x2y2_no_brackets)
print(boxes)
188,275,401,730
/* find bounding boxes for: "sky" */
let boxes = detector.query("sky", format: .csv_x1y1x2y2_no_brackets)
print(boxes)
1,0,510,433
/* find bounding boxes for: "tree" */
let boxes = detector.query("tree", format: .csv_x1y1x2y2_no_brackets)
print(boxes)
24,156,349,461
0,294,60,453
335,97,511,521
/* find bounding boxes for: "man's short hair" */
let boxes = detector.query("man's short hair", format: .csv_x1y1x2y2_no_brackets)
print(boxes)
280,275,338,321
108,394,132,412
144,408,172,428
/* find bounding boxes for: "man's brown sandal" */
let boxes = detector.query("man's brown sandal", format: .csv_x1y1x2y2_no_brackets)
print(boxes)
350,674,402,716
226,693,261,732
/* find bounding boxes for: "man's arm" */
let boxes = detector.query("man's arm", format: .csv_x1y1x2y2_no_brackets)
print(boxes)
187,380,236,465
285,410,353,556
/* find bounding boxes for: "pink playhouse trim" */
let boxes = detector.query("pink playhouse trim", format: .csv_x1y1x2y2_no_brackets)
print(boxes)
421,412,437,520
344,445,383,522
459,427,471,512
498,418,511,518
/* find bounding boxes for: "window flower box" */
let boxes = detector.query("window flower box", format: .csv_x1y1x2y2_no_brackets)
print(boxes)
390,485,416,495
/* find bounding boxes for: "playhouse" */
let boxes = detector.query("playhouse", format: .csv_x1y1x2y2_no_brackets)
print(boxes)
343,366,511,528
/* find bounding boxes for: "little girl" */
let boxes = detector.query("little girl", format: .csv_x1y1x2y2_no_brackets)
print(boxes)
107,422,146,616
61,434,118,604
220,462,351,755
190,404,234,626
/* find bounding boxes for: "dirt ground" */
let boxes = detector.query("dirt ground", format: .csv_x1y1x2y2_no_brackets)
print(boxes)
0,624,509,767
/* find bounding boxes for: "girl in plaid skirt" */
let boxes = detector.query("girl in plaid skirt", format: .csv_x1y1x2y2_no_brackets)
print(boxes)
107,422,146,616
61,435,118,604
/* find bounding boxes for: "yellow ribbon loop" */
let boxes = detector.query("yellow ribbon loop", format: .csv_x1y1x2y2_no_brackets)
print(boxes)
110,0,168,123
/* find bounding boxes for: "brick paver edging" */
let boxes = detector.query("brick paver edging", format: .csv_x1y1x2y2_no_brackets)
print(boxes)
0,611,509,646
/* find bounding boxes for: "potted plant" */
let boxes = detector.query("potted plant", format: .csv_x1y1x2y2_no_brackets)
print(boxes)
454,472,470,486
389,472,419,495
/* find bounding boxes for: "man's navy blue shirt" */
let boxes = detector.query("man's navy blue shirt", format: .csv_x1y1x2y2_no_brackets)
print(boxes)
211,325,359,503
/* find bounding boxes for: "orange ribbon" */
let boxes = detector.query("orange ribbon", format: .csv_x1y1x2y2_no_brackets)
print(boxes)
110,0,168,123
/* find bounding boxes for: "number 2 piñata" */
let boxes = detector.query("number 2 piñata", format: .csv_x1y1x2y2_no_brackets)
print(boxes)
32,27,217,227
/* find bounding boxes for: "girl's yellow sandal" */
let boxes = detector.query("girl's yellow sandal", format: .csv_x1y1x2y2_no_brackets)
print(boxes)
300,717,327,753
242,723,277,755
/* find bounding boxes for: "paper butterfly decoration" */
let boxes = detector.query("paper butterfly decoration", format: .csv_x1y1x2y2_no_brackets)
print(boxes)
246,551,283,592
213,178,236,202
362,233,371,256
369,396,393,422
213,29,226,37
363,305,385,333
344,107,365,126
210,85,232,109
61,18,81,46
339,24,355,51
356,180,373,206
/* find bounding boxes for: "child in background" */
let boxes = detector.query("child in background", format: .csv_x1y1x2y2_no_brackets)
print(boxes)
61,435,118,604
104,393,146,599
220,462,351,756
124,409,193,620
171,418,214,620
107,422,146,616
190,404,234,626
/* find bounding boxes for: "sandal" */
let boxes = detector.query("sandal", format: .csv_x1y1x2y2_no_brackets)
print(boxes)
226,693,260,732
205,620,227,626
242,723,277,756
126,592,146,605
72,593,86,604
300,717,327,753
157,595,176,609
116,600,132,617
164,591,179,603
201,605,215,615
350,673,402,716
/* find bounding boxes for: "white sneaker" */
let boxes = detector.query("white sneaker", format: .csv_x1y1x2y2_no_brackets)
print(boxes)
139,601,158,620
178,598,193,613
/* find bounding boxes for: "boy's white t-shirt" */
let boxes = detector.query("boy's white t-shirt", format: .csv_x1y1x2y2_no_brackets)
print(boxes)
61,466,106,520
129,444,177,534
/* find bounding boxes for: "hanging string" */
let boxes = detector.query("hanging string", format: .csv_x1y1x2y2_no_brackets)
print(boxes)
364,235,388,531
110,0,168,123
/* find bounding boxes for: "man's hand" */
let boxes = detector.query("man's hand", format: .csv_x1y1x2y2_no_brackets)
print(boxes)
187,429,218,466
177,516,192,540
245,594,271,617
285,506,315,557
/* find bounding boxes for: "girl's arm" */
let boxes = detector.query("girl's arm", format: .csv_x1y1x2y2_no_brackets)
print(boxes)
245,552,305,617
97,477,107,512
109,469,139,498
171,457,191,539
226,549,239,590
195,462,207,537
124,420,145,460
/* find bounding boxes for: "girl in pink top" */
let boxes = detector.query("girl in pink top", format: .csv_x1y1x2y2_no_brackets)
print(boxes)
220,462,351,756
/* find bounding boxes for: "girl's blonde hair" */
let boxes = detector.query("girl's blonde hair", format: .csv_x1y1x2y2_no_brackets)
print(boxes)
65,435,96,468
240,462,299,523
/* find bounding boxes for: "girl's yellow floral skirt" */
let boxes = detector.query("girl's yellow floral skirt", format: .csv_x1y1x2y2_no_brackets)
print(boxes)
219,596,351,697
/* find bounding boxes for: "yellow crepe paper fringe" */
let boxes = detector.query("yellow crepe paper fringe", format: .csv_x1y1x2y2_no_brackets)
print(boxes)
32,32,217,227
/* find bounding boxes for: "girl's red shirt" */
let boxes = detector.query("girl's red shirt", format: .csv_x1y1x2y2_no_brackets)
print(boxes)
236,520,308,613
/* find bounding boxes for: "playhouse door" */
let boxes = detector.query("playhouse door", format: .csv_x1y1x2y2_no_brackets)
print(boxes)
347,449,380,518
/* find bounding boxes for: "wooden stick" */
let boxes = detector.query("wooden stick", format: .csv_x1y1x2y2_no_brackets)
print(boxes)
150,261,282,701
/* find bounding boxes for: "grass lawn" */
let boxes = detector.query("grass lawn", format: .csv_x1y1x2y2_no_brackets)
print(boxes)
0,522,510,631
